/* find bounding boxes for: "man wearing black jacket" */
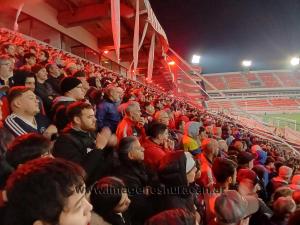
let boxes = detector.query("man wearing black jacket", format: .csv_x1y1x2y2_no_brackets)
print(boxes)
117,136,155,225
52,101,117,186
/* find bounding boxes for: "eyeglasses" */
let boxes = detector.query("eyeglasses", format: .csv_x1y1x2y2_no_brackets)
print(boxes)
0,62,11,66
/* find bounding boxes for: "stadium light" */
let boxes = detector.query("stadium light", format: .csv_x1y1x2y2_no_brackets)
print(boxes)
242,60,252,67
191,54,201,64
168,61,175,66
290,57,300,66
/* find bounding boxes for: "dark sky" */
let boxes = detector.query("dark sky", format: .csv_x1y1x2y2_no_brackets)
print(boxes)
149,0,300,74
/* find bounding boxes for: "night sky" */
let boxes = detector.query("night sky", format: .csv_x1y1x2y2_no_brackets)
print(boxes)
149,0,300,74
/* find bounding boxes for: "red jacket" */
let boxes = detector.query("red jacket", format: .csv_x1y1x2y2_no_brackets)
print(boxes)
142,137,171,171
116,117,146,142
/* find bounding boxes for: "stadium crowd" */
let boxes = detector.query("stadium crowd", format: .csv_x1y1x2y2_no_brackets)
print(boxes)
1,29,300,225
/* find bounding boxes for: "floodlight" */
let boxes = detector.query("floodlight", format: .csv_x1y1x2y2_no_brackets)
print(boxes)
242,60,252,67
290,57,300,66
192,54,201,64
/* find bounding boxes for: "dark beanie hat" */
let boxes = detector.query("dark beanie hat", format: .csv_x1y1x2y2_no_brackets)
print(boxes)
60,77,81,94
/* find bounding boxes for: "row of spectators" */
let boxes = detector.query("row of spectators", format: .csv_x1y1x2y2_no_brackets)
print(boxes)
1,28,300,225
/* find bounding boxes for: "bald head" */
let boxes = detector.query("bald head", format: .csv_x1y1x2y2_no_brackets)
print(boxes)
218,140,228,152
202,138,219,158
154,110,169,126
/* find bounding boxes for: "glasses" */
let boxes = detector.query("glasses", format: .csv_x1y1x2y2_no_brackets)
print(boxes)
0,62,11,66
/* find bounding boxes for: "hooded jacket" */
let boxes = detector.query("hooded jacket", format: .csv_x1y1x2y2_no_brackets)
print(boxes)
254,150,268,165
182,122,201,155
116,160,155,225
155,151,195,214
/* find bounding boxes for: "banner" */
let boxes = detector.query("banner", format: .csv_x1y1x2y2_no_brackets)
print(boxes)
111,0,120,63
144,0,169,52
147,33,155,80
14,3,24,31
132,0,140,81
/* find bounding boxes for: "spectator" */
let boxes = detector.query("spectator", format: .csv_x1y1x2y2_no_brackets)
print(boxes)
153,110,181,150
0,55,14,86
273,187,294,203
145,208,196,225
265,156,276,174
32,64,57,114
116,101,145,142
237,169,260,196
96,85,122,133
204,157,237,224
38,49,49,66
182,121,202,156
228,139,244,157
143,102,155,122
90,176,131,225
51,77,84,129
237,151,255,171
254,149,268,166
1,43,15,57
199,126,208,142
53,77,84,108
46,62,64,94
290,175,300,191
117,136,154,225
87,76,102,89
53,101,117,186
15,45,25,68
142,123,173,171
156,151,199,220
4,157,93,225
65,62,78,76
237,167,273,225
20,52,36,71
253,165,269,200
4,86,56,139
218,140,228,158
6,133,52,169
197,138,218,187
73,70,90,95
13,70,46,115
267,197,296,225
267,166,293,197
212,190,259,225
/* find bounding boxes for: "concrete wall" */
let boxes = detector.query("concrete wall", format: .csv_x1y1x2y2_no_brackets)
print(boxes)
21,1,98,51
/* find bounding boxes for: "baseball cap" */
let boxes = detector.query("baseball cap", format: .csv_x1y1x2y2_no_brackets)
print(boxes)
215,190,259,224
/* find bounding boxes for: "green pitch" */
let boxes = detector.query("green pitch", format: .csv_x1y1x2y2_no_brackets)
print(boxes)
260,113,300,131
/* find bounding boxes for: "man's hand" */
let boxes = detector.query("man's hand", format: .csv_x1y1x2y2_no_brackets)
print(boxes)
167,139,175,150
163,139,174,150
43,124,58,140
107,134,118,147
96,127,112,149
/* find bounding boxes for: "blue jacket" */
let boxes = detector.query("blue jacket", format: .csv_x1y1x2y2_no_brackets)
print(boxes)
96,98,121,133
